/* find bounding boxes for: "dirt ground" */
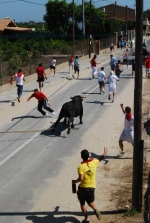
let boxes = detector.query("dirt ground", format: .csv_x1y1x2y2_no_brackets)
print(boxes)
98,76,150,223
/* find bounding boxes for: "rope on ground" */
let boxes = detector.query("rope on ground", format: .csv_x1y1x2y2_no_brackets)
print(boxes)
0,128,54,133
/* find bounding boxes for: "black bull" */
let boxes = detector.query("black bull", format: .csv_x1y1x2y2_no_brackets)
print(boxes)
51,95,86,134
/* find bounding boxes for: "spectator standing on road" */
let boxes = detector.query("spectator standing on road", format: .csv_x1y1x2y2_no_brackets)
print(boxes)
10,69,25,102
90,54,101,78
27,89,56,117
120,39,125,50
109,54,117,71
123,49,129,68
72,56,80,78
145,55,150,78
115,60,123,80
68,55,74,73
118,104,134,156
109,41,113,53
72,147,108,223
107,70,119,103
97,67,107,94
50,57,56,76
36,63,47,91
131,58,135,76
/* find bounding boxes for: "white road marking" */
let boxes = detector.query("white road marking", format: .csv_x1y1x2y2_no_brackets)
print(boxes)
84,85,99,96
0,132,39,167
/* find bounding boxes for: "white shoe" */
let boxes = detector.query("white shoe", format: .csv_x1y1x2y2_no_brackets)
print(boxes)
51,112,56,116
43,113,49,117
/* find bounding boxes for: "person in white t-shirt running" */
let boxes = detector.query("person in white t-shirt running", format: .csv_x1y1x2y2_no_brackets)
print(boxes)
97,67,107,94
107,70,119,102
118,104,134,156
50,57,56,76
10,69,25,102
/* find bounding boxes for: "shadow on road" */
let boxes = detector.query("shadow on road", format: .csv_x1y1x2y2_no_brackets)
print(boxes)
12,115,43,121
85,101,112,105
0,206,126,222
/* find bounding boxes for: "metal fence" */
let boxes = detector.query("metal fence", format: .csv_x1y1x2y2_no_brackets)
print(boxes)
0,36,116,86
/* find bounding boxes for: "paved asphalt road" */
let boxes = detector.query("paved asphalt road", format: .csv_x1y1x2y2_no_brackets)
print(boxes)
0,42,149,223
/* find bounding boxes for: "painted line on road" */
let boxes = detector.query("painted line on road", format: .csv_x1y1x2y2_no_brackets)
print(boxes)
0,132,39,167
84,85,99,96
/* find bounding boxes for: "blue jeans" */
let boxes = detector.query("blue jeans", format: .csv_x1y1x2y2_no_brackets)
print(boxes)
16,85,23,98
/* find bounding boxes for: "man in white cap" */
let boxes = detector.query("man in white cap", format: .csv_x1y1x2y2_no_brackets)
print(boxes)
107,70,119,102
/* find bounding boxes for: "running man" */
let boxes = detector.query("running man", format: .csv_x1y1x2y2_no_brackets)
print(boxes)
118,104,134,156
68,55,74,73
27,89,56,117
123,49,129,68
109,54,117,71
107,70,119,103
115,60,123,81
50,57,56,76
90,54,101,78
36,63,47,91
72,147,108,223
145,55,150,78
72,56,80,78
97,67,107,94
10,69,25,102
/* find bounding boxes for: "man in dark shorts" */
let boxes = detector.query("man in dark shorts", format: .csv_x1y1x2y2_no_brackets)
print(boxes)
36,63,47,91
50,57,56,76
72,147,108,223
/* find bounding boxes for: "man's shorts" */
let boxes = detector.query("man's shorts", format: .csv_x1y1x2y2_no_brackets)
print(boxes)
37,77,44,82
91,66,97,76
98,81,105,88
110,64,116,71
123,59,128,63
108,86,116,94
119,130,134,143
50,65,55,70
74,65,79,72
69,62,74,66
77,187,95,205
146,68,150,74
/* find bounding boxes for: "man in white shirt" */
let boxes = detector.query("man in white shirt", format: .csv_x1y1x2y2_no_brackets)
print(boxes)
50,57,56,76
107,70,119,102
118,104,134,156
10,69,25,102
97,67,106,94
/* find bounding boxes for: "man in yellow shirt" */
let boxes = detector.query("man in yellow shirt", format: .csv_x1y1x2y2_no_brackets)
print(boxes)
72,147,108,223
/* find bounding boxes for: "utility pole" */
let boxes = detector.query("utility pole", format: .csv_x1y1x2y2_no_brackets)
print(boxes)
89,0,92,58
82,0,85,36
72,0,75,54
132,0,143,212
125,5,128,38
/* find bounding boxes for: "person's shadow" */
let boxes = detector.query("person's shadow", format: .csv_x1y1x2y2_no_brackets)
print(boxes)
26,206,81,223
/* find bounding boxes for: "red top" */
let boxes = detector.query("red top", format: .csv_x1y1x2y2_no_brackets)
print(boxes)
36,67,45,77
69,56,74,62
91,58,96,66
31,92,46,101
145,58,150,68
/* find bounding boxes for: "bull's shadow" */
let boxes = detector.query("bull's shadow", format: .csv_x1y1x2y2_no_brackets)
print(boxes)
40,122,69,137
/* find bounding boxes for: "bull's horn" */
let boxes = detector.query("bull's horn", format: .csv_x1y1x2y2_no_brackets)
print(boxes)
80,95,86,98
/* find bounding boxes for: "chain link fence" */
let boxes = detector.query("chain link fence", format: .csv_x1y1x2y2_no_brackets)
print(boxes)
0,36,116,86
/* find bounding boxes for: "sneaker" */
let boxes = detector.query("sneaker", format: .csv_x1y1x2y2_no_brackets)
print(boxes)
51,112,56,116
82,220,89,223
108,94,111,100
94,209,101,221
102,89,105,93
43,113,49,117
117,151,125,156
17,97,20,102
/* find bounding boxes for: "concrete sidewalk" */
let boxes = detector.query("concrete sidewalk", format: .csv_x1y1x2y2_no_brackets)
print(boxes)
0,45,132,111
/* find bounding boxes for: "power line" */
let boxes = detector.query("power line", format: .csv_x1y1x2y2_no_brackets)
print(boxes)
0,0,45,6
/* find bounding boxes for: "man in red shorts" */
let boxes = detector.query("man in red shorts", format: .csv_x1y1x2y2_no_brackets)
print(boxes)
145,55,150,78
36,63,47,91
